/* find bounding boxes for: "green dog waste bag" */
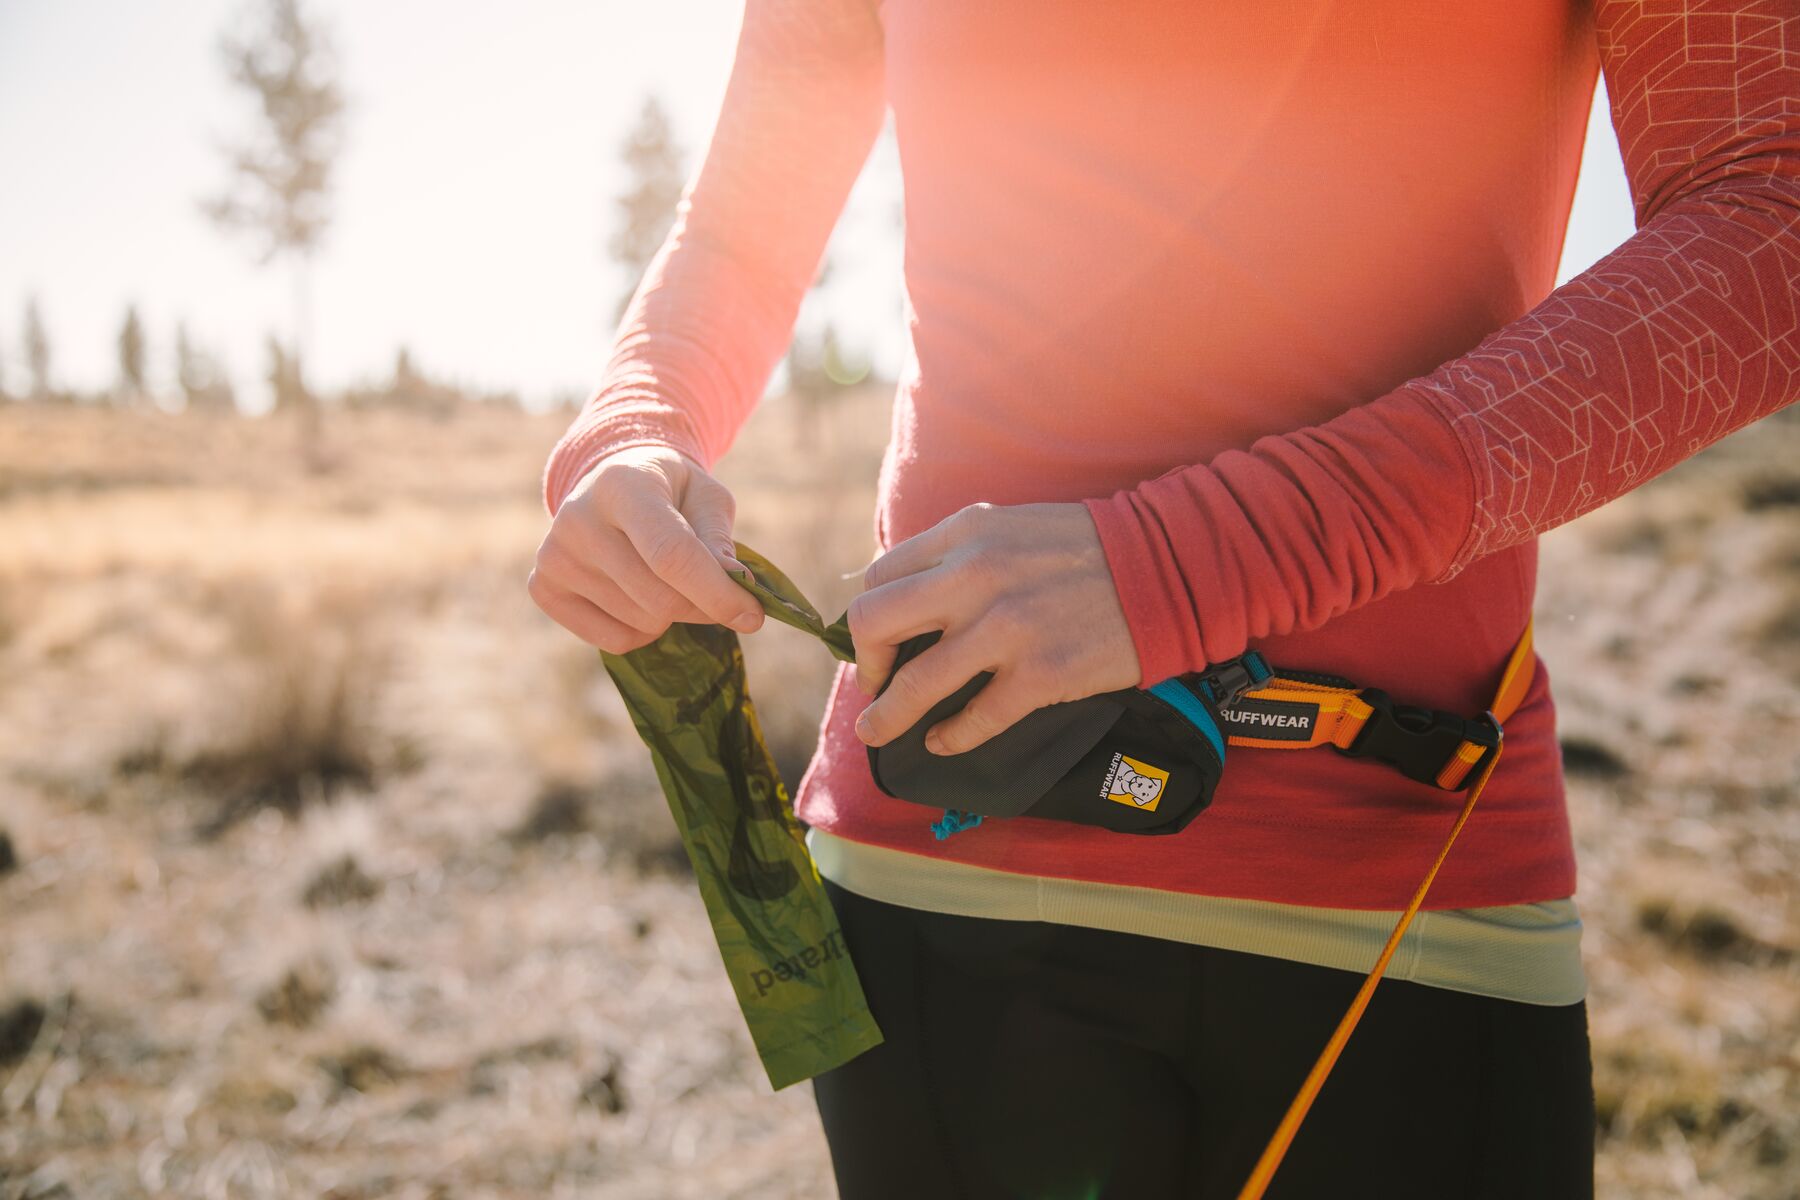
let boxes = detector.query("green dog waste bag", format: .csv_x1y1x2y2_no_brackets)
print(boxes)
597,541,880,1090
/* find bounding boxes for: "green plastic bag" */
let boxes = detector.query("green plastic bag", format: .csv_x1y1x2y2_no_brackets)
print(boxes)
598,541,878,1090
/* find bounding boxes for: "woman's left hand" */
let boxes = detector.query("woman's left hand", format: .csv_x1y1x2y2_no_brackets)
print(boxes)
847,500,1142,755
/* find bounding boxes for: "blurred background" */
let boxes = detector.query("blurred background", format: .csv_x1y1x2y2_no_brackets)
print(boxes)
0,1,1794,1197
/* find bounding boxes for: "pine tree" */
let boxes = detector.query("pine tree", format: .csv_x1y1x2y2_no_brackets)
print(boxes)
392,345,421,395
607,94,687,327
23,297,52,403
266,334,306,415
117,305,148,408
176,323,204,407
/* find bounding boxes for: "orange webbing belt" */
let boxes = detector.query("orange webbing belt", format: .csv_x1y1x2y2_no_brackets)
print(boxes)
1231,619,1537,1200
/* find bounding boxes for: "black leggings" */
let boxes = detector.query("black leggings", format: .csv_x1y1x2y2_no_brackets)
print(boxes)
811,878,1595,1200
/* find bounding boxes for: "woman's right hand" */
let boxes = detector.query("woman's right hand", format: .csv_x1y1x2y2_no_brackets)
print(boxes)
528,445,765,653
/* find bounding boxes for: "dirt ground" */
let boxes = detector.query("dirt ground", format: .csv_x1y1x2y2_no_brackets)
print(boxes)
1,393,1795,1198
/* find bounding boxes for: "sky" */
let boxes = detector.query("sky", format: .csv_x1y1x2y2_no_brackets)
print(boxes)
0,1,1634,414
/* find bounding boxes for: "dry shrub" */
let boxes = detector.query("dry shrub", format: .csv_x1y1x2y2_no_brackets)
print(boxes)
185,580,393,835
255,956,337,1028
1753,585,1800,655
1741,473,1800,512
0,996,46,1066
467,1035,577,1098
1560,735,1631,779
1595,1047,1740,1143
300,853,382,909
514,777,690,876
1636,896,1792,966
576,1051,627,1115
510,781,593,843
0,586,16,651
316,1043,409,1095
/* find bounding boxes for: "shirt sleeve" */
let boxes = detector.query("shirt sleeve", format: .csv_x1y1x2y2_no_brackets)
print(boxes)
541,0,887,517
1084,0,1800,688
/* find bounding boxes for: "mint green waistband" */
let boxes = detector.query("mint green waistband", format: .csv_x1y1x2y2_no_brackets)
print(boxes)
806,827,1586,1006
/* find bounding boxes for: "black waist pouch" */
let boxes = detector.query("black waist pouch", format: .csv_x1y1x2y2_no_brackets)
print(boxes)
866,630,1256,836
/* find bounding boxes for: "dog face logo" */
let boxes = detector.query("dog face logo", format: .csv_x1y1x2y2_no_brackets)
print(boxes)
1104,754,1170,812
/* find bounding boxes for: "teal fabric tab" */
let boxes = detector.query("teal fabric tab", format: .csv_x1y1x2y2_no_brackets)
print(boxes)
1147,678,1226,763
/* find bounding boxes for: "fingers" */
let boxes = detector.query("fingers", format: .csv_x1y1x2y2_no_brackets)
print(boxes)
922,667,1044,755
535,520,707,634
614,487,763,633
847,569,951,697
861,506,967,590
585,524,714,628
852,504,999,692
529,447,762,647
854,620,1002,747
526,569,657,655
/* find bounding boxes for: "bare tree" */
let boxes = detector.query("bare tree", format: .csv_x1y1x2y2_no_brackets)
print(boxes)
22,296,52,403
203,0,343,445
607,94,687,327
117,305,148,408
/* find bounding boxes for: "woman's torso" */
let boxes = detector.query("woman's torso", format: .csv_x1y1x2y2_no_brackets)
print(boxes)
796,0,1601,913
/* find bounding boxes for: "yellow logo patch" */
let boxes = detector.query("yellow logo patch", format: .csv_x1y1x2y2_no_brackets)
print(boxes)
1105,754,1170,812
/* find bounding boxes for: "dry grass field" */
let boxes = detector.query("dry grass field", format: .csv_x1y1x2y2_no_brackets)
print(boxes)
0,392,1795,1199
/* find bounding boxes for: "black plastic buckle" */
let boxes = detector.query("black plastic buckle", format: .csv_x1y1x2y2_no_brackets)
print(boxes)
1193,651,1274,709
1334,691,1503,790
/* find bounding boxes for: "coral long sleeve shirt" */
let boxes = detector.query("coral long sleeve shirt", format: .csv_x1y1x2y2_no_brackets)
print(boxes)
543,0,1800,911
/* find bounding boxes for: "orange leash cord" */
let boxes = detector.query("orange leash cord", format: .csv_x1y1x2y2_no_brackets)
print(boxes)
1233,620,1537,1200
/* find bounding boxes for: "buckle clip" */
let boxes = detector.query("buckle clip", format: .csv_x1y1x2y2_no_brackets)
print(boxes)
1335,691,1502,789
1194,651,1274,709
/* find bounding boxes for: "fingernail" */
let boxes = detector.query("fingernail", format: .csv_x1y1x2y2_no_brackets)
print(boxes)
732,612,760,632
855,712,874,742
925,731,946,755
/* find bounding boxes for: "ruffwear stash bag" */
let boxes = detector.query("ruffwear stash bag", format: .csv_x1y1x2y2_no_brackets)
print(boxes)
864,628,1270,838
